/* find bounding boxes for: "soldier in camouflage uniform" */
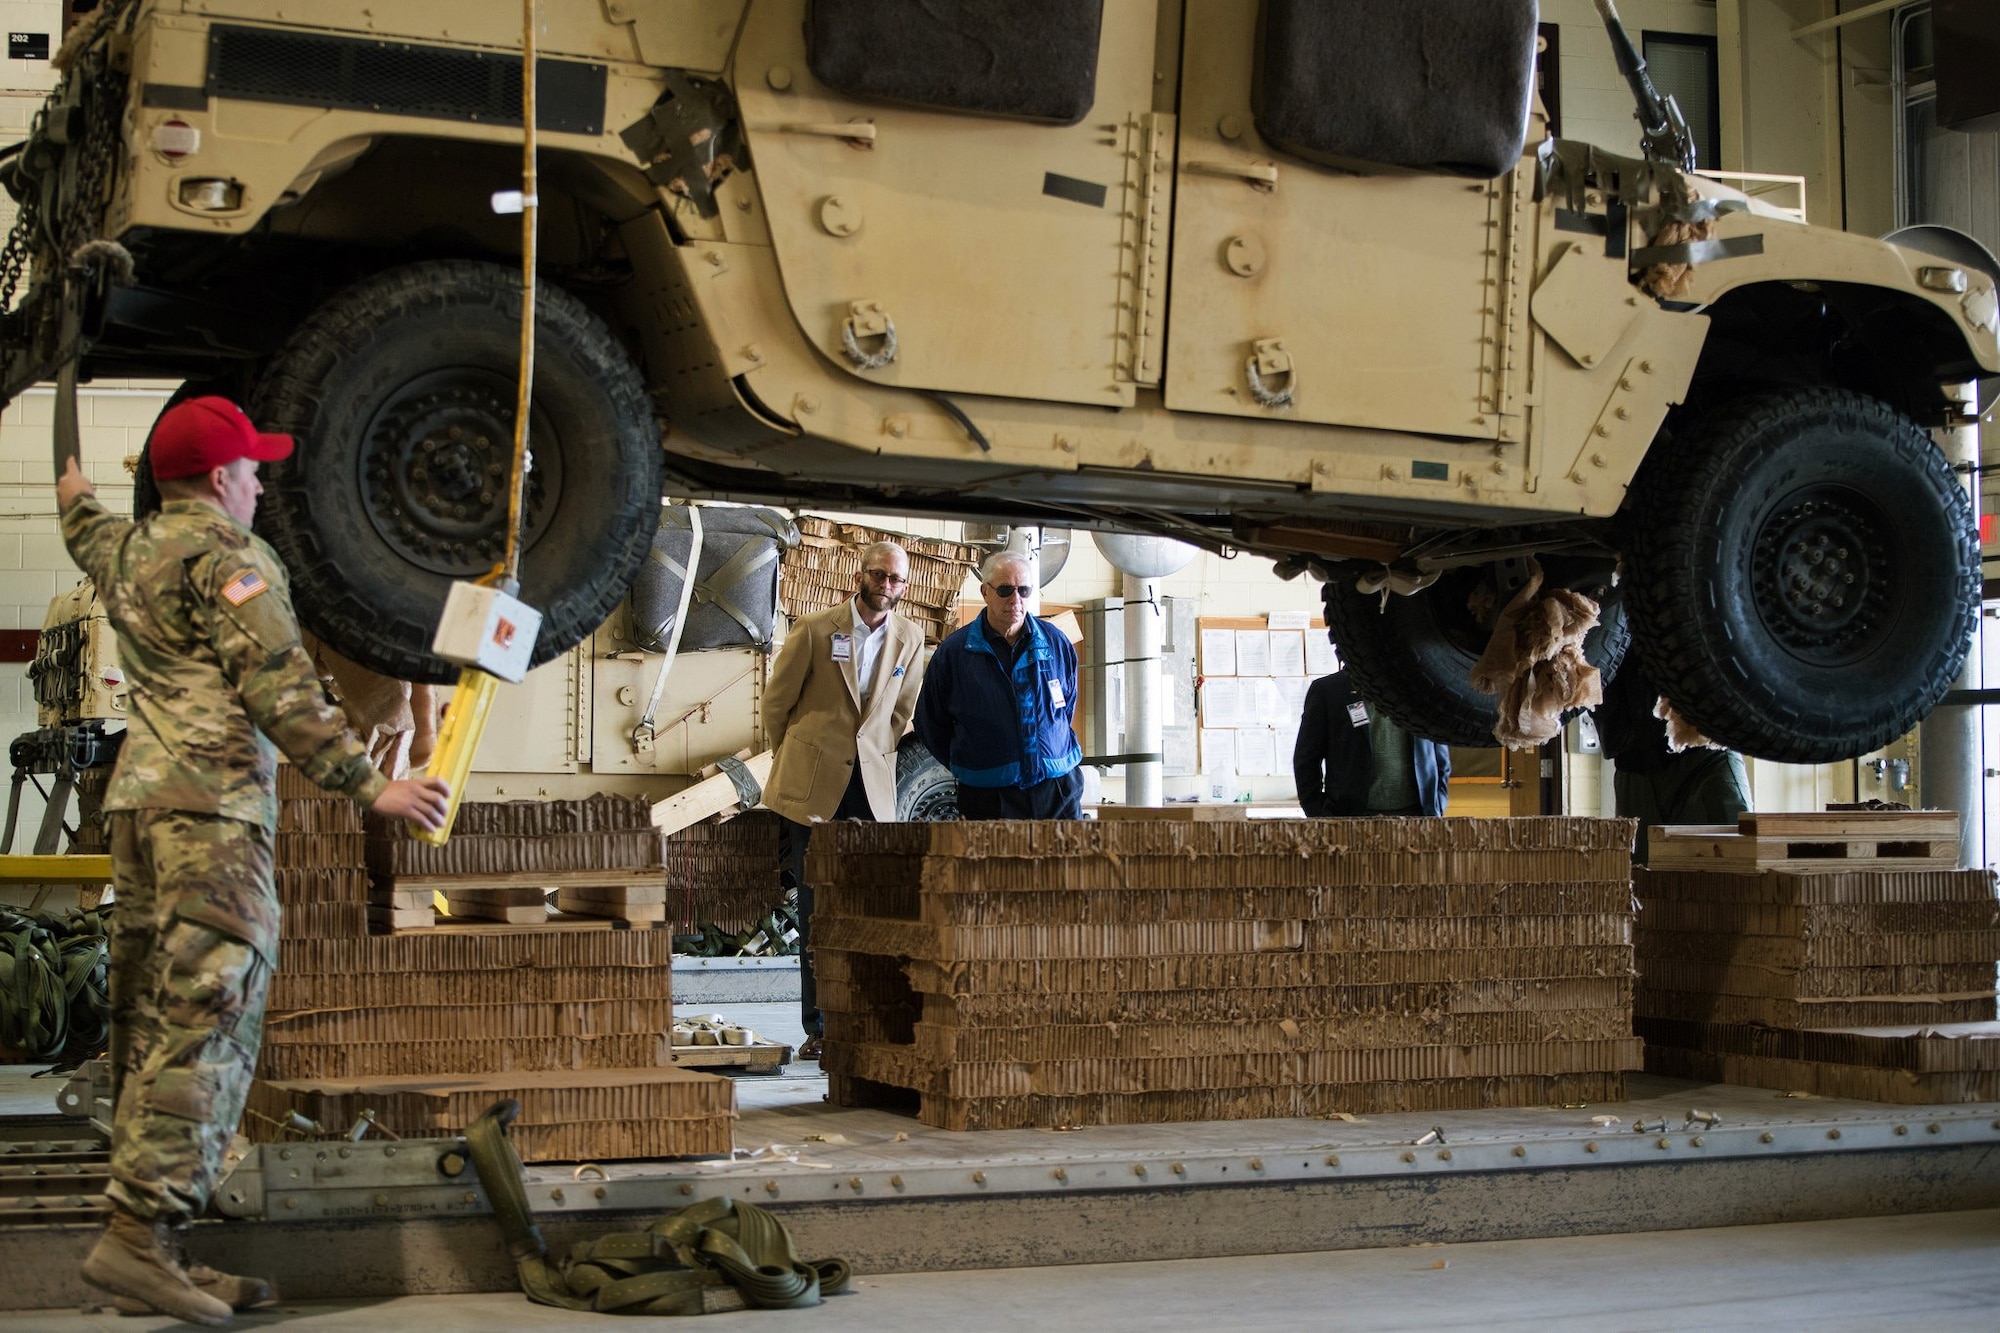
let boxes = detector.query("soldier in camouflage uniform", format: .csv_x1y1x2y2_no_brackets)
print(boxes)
57,395,451,1327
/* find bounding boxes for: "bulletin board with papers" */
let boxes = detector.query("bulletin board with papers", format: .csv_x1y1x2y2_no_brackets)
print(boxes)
1196,614,1336,790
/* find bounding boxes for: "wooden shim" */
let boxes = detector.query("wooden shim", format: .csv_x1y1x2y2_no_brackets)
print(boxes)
555,888,667,922
1741,811,1960,840
651,751,775,837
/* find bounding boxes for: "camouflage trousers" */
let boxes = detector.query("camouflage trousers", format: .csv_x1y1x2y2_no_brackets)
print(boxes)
106,809,276,1223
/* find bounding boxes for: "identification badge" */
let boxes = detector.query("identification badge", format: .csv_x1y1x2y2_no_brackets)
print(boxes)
1049,679,1067,708
830,633,852,662
1347,701,1370,727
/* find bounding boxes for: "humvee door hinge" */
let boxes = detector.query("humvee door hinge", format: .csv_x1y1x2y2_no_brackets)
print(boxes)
1116,111,1174,388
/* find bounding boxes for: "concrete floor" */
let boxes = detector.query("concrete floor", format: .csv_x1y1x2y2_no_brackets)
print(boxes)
10,1004,2000,1326
2,1209,1995,1330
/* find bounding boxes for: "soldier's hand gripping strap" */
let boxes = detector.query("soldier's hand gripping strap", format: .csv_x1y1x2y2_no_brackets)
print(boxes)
464,1100,851,1316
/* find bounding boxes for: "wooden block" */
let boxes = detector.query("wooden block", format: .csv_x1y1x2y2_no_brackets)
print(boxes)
555,883,667,906
651,751,775,837
441,890,549,924
368,888,433,910
442,885,551,907
556,888,667,923
366,905,434,931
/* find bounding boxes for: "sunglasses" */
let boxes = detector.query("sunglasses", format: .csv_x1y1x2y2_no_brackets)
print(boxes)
987,583,1034,599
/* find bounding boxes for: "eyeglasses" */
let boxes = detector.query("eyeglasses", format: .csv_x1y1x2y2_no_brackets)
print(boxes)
987,583,1034,599
860,569,907,587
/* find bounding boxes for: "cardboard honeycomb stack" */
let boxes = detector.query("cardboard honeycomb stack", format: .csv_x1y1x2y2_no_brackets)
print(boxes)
1635,811,2000,1102
250,771,735,1160
662,810,784,935
810,817,1642,1130
781,516,979,645
271,764,371,941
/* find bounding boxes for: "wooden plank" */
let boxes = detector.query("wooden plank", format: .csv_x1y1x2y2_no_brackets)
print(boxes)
554,888,666,923
556,883,668,906
1741,811,1960,839
1650,824,1961,872
1091,804,1248,822
391,869,663,892
671,1041,792,1072
411,914,658,935
441,890,549,924
650,751,774,837
441,885,550,907
366,905,434,930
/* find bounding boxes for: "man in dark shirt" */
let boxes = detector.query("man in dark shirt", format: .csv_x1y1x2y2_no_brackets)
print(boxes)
1596,662,1750,862
1293,670,1450,816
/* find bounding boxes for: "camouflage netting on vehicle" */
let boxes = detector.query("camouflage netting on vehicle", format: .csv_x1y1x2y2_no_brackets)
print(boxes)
806,0,1104,126
781,517,980,646
1253,0,1539,178
629,504,799,655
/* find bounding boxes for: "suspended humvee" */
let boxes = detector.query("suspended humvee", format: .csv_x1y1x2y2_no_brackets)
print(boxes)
4,0,1995,760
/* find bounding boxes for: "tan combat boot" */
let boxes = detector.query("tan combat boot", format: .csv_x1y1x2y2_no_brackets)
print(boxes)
113,1223,275,1315
81,1208,233,1327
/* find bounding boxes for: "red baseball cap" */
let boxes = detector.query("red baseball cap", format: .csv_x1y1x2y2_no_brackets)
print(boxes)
149,396,294,480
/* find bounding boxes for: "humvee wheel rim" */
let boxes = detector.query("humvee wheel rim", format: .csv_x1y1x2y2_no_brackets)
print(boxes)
1751,486,1892,666
358,368,562,578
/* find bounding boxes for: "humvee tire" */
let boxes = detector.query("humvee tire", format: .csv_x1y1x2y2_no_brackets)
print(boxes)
1321,564,1630,748
895,736,958,822
1624,388,1978,764
251,261,663,684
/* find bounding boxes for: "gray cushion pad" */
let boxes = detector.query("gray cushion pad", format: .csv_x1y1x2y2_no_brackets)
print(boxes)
1255,0,1540,178
807,0,1104,126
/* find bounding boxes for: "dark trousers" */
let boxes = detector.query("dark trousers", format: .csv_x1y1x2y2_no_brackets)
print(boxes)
1616,749,1751,864
955,768,1084,821
778,766,874,1036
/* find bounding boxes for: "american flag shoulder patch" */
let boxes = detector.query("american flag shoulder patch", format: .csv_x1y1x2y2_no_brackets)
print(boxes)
220,568,269,606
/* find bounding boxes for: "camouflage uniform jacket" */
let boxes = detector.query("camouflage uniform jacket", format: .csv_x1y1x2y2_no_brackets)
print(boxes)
61,495,389,829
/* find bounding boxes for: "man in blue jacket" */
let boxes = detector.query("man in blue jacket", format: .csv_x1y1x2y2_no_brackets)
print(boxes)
915,551,1083,819
1293,669,1450,816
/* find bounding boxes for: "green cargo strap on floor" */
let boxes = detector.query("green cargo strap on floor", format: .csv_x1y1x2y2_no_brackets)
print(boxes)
0,920,67,1058
465,1100,850,1316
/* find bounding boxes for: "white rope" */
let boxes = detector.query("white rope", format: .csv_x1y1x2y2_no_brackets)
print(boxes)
840,316,897,371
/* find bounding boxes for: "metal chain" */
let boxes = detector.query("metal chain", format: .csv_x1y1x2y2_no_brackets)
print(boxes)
0,0,140,314
0,106,48,314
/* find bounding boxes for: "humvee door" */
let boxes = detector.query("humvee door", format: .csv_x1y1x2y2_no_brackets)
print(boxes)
735,0,1161,409
1162,0,1538,441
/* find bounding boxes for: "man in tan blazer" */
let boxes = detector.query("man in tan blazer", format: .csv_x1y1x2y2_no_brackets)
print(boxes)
764,540,925,1058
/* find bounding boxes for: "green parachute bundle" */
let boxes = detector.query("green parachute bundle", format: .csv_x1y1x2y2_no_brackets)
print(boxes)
466,1100,850,1317
0,904,111,1062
